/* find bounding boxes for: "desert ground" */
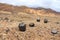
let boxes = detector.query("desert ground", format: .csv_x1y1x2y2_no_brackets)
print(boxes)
0,3,60,40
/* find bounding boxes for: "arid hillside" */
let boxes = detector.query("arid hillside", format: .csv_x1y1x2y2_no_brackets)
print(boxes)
0,3,60,16
0,3,60,40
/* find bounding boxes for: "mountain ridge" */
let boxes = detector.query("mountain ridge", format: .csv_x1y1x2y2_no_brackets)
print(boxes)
0,3,60,17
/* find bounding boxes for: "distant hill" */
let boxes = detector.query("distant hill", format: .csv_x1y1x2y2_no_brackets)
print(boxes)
0,3,60,16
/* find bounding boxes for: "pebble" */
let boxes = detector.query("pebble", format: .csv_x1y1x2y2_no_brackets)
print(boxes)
29,23,35,27
44,19,48,23
37,18,40,22
51,29,58,34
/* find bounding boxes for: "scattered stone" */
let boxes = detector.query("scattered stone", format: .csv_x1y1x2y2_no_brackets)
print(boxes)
29,23,35,27
55,22,59,24
36,18,40,22
4,17,9,22
0,17,3,21
3,27,10,34
18,22,26,32
5,28,10,34
44,19,48,23
51,29,58,34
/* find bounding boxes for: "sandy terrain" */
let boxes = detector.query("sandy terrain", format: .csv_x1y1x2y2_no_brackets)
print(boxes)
0,3,60,40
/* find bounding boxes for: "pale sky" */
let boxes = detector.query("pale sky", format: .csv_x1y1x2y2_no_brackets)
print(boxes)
0,0,60,12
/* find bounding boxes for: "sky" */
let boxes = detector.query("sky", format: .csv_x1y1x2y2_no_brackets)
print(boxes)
0,0,60,12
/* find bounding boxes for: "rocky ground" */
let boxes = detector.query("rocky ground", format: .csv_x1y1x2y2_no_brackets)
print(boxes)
0,3,60,40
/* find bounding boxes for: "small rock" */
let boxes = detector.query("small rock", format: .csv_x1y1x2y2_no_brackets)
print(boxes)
36,18,40,22
18,22,26,32
51,29,58,34
0,18,2,21
44,19,48,23
4,28,10,34
55,22,59,24
4,17,9,22
5,28,10,33
29,23,35,27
